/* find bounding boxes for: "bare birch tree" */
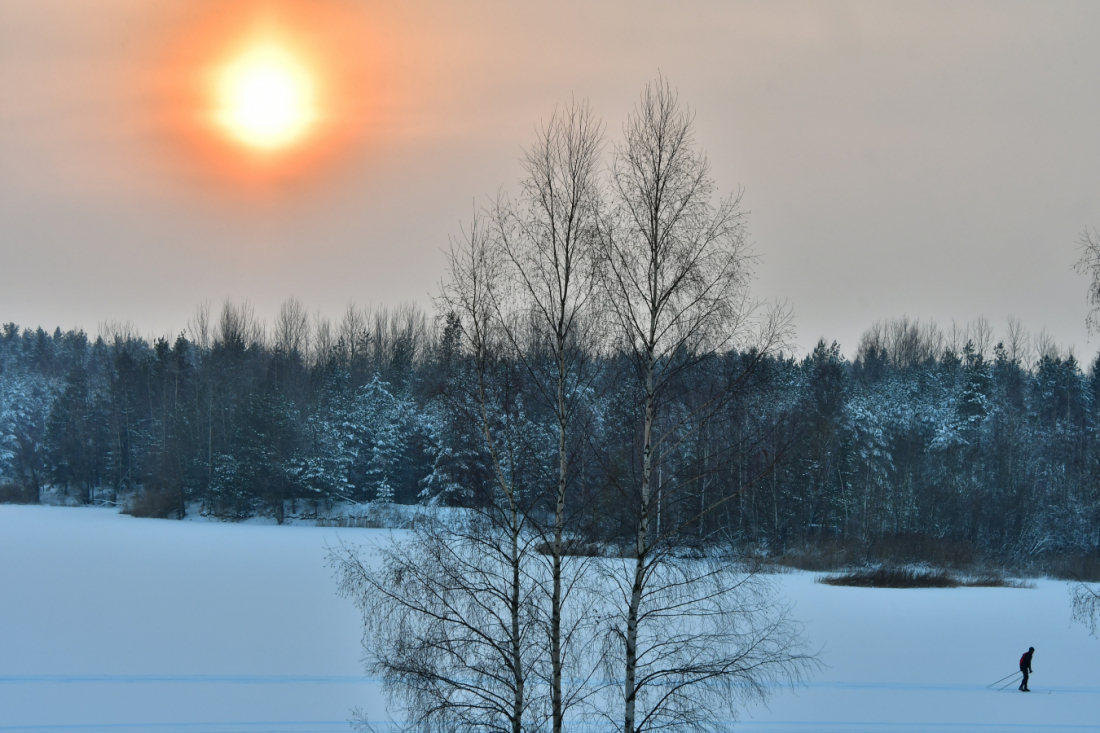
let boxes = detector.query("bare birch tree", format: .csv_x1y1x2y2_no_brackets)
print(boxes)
492,99,606,733
332,508,543,733
312,312,335,366
1072,581,1100,636
1005,316,1029,365
187,301,212,352
331,215,545,733
595,556,813,733
598,77,806,733
274,297,311,358
1075,228,1100,335
339,303,372,373
216,299,265,351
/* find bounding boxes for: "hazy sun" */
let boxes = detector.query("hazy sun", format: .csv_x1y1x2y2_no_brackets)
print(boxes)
164,2,378,180
215,42,317,150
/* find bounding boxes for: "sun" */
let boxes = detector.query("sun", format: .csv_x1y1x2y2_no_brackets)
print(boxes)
162,2,378,180
215,42,317,150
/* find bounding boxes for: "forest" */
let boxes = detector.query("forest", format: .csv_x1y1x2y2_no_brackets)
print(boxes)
1,305,1097,568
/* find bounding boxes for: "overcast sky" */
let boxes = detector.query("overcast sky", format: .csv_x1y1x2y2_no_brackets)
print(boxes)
3,0,1100,361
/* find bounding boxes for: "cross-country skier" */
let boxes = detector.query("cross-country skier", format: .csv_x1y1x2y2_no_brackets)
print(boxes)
1018,647,1034,691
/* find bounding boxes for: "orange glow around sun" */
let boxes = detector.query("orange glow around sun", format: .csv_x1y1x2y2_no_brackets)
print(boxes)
157,2,380,186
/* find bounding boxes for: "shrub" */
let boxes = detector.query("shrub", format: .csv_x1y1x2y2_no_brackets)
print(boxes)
315,503,410,529
820,567,958,588
1047,556,1100,583
316,515,388,529
958,572,1034,589
533,539,604,557
124,486,181,519
0,481,36,504
819,566,1034,589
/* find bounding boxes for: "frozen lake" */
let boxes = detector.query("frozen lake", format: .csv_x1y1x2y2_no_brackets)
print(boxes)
1,505,1098,733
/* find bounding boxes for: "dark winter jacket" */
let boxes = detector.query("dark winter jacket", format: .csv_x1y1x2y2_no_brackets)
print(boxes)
1020,650,1034,672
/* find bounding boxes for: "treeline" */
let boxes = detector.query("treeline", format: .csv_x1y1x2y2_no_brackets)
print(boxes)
772,317,1100,563
0,302,448,520
1,306,1097,561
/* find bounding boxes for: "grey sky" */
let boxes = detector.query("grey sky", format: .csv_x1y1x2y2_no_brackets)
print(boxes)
3,0,1099,362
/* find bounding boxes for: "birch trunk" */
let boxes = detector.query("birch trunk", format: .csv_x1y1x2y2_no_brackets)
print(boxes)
623,353,655,733
551,340,567,733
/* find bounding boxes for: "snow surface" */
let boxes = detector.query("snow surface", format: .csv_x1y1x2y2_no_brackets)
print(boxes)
1,505,1098,733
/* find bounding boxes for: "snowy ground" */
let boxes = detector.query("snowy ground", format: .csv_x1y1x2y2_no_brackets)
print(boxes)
1,505,1097,733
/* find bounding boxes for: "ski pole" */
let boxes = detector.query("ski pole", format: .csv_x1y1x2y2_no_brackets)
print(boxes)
987,670,1021,688
997,673,1022,691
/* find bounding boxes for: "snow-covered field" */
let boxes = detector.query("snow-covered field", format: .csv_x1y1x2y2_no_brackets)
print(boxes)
1,505,1098,733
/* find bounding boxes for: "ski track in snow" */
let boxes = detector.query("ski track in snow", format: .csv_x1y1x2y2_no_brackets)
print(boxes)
2,505,1098,733
2,721,1095,732
4,674,1100,695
